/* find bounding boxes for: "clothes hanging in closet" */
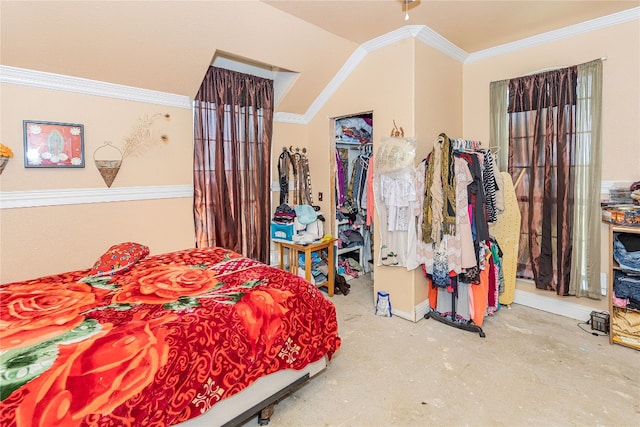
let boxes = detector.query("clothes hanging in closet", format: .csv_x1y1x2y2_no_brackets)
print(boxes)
336,143,374,275
348,149,372,210
335,148,347,205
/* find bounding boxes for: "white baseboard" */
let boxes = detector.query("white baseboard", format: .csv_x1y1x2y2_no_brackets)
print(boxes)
390,299,431,322
391,307,415,322
406,289,593,324
414,299,431,322
513,289,593,321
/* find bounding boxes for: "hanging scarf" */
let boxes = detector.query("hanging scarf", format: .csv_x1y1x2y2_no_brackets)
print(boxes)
422,151,436,243
441,133,457,236
278,149,293,205
299,153,314,205
291,151,314,206
422,133,457,243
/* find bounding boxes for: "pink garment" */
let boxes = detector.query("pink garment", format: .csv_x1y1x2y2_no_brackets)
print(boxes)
366,157,375,226
612,291,629,308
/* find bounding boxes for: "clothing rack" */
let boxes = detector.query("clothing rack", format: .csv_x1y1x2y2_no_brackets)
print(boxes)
424,297,486,338
422,132,494,338
450,138,482,152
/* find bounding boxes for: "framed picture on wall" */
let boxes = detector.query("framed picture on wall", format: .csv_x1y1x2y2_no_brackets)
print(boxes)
23,120,85,168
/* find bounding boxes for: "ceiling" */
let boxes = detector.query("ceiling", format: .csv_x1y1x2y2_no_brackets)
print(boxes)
263,1,639,53
1,1,638,115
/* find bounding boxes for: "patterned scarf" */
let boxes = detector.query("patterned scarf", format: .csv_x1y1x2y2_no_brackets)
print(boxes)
441,133,457,236
422,133,457,243
422,150,437,243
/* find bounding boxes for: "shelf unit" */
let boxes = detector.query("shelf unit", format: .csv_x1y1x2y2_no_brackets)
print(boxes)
336,218,365,280
275,239,337,297
607,223,640,350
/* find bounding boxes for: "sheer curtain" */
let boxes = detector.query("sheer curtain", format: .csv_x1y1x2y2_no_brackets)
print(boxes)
569,59,602,298
193,67,274,263
508,67,578,296
489,79,509,172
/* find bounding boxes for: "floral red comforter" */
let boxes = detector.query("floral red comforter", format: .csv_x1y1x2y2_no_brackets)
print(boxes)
0,247,341,427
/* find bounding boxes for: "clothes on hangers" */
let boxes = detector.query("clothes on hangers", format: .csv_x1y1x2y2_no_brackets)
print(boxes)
277,149,294,205
481,149,499,223
416,157,476,277
373,136,419,270
279,147,314,207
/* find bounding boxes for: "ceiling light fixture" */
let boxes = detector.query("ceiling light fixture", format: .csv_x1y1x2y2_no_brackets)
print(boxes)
403,0,416,21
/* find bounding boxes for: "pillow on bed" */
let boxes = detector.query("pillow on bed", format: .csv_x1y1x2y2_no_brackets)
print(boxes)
88,242,150,277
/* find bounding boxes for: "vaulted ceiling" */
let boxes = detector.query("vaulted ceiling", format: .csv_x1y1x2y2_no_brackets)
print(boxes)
1,1,638,115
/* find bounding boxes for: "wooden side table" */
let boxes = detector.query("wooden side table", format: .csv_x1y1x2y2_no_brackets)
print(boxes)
275,239,336,296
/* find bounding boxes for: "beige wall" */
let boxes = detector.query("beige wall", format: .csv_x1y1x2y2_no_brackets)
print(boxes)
462,20,640,311
413,42,464,309
0,83,195,283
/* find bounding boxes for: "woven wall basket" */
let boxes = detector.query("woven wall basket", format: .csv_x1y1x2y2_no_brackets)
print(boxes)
94,142,122,188
0,157,9,175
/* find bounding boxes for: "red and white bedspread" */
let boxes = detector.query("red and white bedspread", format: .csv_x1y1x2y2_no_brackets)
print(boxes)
0,246,341,427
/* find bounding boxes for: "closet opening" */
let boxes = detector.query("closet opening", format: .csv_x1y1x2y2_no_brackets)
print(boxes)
331,111,375,286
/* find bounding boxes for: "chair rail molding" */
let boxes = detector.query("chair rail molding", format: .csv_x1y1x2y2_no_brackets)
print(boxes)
0,185,193,209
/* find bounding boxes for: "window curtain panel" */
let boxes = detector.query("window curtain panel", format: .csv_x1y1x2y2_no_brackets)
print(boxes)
489,79,509,172
193,67,274,264
508,67,578,295
569,59,603,299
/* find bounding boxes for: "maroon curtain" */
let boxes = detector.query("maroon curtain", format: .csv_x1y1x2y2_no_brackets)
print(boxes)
508,67,577,295
193,67,273,263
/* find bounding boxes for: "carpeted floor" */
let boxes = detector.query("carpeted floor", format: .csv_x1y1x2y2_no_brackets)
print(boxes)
248,274,640,427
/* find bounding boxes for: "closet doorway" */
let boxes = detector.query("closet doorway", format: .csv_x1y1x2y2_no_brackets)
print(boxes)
331,112,374,284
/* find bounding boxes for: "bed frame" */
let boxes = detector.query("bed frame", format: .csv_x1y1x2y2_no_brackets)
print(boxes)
176,356,328,426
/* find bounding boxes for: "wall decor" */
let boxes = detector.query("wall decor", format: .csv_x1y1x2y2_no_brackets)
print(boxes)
121,113,170,159
23,120,85,168
94,141,122,188
0,144,14,174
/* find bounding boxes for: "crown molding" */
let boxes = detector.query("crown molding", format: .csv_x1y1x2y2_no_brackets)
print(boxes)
0,185,193,209
361,26,419,52
466,7,640,63
0,65,193,109
273,112,308,124
414,26,469,63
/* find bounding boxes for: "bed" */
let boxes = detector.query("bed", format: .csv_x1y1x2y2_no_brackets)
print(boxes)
0,244,341,427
